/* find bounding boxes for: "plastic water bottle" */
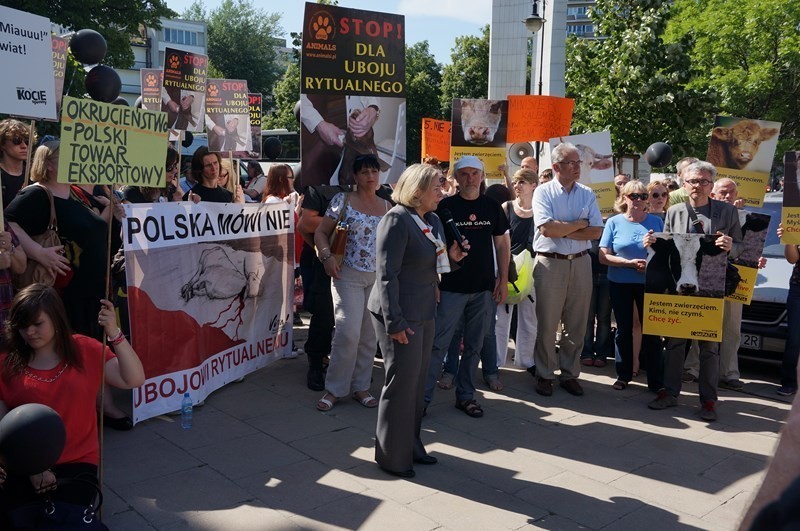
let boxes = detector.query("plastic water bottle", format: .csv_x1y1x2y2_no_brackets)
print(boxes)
181,393,193,429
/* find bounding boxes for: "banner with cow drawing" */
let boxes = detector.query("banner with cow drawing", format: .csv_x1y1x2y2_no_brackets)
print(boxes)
643,233,727,341
549,131,615,217
781,152,800,245
123,202,294,423
450,98,509,187
706,116,782,208
725,211,771,305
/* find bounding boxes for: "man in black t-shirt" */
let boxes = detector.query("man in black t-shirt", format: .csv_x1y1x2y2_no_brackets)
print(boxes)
0,119,33,209
423,156,510,418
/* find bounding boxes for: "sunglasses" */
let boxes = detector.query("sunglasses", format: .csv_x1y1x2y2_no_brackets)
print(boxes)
9,136,27,146
650,192,667,199
626,193,649,201
355,154,378,162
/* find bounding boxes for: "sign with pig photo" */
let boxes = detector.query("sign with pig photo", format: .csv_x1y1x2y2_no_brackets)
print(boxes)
450,98,508,186
549,131,615,216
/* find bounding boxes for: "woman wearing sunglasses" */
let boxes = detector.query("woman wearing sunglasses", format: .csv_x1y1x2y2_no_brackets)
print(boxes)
598,181,664,391
646,181,670,219
0,119,35,209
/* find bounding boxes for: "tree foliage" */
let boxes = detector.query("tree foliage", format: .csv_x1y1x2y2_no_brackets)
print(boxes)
666,0,800,156
566,0,711,160
183,0,283,98
405,41,444,164
264,62,300,131
440,25,490,117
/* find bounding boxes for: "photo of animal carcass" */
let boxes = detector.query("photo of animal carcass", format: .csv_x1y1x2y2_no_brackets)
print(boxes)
645,233,728,299
707,116,781,174
549,131,614,186
734,211,771,269
451,99,508,148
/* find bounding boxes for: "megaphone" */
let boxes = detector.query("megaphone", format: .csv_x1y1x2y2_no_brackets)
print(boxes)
508,142,534,166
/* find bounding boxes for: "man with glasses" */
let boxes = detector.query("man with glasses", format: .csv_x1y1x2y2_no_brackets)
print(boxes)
532,142,604,397
0,119,35,208
645,161,742,421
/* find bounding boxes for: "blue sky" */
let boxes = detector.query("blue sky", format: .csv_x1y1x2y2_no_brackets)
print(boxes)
165,0,493,65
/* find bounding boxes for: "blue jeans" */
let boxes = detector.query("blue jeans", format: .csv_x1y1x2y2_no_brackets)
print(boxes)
781,283,800,389
424,291,494,404
582,272,613,359
609,281,663,389
443,318,500,379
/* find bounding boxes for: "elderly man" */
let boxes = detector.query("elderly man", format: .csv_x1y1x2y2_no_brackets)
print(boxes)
532,142,604,396
668,156,700,206
424,155,510,418
521,156,539,173
646,161,742,421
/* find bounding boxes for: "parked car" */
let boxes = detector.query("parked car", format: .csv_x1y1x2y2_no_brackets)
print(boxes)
740,192,790,361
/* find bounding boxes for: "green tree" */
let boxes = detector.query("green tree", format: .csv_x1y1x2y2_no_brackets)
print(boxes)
184,0,283,98
440,25,490,117
405,41,443,163
264,62,301,131
566,0,711,162
666,0,800,158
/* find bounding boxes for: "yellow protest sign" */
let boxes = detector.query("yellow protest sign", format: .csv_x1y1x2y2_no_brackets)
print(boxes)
643,294,724,342
58,96,169,187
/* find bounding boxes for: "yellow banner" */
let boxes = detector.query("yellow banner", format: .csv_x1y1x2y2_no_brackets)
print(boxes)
782,207,800,245
58,96,169,186
589,182,616,218
724,264,757,305
643,293,724,342
716,167,769,208
450,146,507,182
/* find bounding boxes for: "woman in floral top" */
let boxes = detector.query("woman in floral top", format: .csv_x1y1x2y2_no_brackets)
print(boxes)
313,154,390,411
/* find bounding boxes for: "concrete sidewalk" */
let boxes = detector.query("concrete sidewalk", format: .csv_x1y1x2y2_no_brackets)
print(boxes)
101,321,790,530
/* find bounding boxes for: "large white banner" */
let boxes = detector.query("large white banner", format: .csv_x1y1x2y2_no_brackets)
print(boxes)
123,202,294,423
0,6,57,120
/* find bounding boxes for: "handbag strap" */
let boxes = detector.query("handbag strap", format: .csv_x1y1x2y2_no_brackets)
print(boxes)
684,201,706,234
336,192,351,225
38,184,58,232
47,476,104,514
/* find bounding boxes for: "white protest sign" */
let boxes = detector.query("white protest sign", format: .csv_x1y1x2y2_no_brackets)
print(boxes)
0,6,57,120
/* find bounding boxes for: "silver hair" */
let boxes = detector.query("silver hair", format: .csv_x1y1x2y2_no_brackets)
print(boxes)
551,142,578,164
684,160,718,180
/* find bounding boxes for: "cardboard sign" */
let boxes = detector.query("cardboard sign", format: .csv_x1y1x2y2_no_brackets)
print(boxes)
507,95,574,143
140,68,163,112
782,152,800,245
550,131,615,216
421,118,450,162
0,6,57,119
50,35,68,121
204,78,250,154
247,93,262,159
725,211,770,305
161,47,208,132
58,96,169,186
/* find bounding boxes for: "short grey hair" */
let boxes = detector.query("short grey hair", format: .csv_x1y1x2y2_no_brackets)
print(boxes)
551,142,578,164
684,160,717,180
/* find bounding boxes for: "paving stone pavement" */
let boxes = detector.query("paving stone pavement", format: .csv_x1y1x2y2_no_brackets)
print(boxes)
101,318,791,530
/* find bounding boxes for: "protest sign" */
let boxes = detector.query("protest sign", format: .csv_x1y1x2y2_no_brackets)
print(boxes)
123,201,294,423
0,6,57,120
549,131,615,216
161,47,208,132
421,118,450,162
782,152,800,245
706,116,781,208
140,68,163,111
643,233,726,341
58,96,169,186
725,211,770,305
205,78,251,154
450,99,508,185
507,95,573,143
300,3,405,186
247,93,263,159
50,35,68,121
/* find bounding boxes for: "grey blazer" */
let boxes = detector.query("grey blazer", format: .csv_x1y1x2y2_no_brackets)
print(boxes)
664,199,743,259
368,205,444,334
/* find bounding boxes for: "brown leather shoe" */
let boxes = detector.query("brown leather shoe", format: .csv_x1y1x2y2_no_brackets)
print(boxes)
536,378,553,396
560,378,584,396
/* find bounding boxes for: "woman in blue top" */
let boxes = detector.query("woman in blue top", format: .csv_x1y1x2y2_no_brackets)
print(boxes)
599,181,664,391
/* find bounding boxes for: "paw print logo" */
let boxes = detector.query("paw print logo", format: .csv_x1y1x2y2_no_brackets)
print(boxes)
207,83,219,97
168,54,181,69
309,11,335,41
145,73,158,87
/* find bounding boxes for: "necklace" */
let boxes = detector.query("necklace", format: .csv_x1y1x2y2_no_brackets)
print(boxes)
515,198,533,213
23,362,69,383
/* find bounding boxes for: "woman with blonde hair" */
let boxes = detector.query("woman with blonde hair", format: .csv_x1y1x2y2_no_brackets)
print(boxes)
218,158,238,196
646,180,670,219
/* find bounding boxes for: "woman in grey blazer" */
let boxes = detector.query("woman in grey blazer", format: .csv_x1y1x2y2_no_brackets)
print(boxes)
368,164,467,478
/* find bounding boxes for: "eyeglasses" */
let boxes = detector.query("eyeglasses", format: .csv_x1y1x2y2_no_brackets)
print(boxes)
9,136,27,146
220,171,230,179
626,193,649,201
558,160,581,167
686,179,713,187
650,192,667,199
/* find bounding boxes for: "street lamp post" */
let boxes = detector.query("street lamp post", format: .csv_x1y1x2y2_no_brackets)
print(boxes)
523,0,546,162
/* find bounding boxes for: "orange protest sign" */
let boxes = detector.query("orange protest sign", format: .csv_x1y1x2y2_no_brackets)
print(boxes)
421,118,451,162
507,95,574,143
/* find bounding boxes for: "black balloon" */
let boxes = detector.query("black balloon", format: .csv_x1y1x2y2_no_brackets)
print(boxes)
112,96,129,106
264,137,282,160
645,142,673,168
0,404,66,476
85,65,121,103
182,131,194,148
134,96,143,109
69,29,107,65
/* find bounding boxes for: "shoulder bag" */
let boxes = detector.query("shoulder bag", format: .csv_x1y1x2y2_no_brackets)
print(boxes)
12,186,62,289
328,192,351,267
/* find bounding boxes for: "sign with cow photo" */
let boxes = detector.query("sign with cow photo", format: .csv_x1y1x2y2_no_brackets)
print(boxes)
643,233,727,341
450,98,509,186
549,131,615,217
726,211,770,305
781,152,800,245
707,116,781,208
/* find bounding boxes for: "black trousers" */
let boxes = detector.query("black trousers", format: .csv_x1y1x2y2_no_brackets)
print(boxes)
304,258,334,369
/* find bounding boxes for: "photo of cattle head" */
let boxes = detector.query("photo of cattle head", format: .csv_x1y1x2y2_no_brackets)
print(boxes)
646,233,728,299
549,131,615,186
706,116,781,173
451,98,508,148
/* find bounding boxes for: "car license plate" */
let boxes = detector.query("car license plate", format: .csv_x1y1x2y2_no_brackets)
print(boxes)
740,333,762,350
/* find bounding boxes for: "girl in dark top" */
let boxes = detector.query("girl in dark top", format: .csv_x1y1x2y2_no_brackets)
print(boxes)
123,145,183,204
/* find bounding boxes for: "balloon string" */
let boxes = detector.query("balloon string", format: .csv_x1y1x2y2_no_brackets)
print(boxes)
64,62,80,97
